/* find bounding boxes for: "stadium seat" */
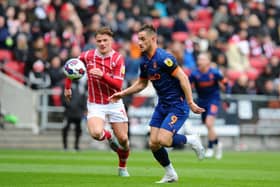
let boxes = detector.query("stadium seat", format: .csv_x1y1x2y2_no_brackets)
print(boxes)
272,47,280,58
172,32,188,42
152,19,160,29
226,69,243,83
3,61,25,83
246,69,259,81
165,17,174,28
249,56,268,72
0,49,13,62
196,9,212,20
186,21,209,35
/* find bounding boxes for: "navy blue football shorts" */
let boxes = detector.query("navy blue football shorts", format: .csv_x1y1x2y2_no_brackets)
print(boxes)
149,102,189,134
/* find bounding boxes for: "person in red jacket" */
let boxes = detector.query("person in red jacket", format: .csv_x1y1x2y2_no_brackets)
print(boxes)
64,27,130,177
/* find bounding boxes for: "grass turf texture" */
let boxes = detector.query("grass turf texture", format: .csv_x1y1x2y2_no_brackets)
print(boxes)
0,149,279,187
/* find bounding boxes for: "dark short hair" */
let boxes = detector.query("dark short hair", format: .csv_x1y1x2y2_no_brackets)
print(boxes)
138,24,157,34
95,27,114,37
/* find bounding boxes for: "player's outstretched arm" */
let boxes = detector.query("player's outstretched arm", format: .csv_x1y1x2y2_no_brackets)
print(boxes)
172,67,205,114
109,78,148,102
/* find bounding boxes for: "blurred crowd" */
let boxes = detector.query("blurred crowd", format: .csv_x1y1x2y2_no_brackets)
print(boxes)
1,0,280,103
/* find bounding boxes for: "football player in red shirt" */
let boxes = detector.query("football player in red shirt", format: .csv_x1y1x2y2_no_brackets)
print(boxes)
64,27,130,177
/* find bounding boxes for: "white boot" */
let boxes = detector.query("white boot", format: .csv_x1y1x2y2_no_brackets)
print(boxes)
215,142,223,160
187,134,205,160
156,172,178,183
205,148,214,158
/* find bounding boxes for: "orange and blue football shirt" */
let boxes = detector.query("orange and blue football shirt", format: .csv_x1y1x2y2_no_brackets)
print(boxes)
139,48,189,132
140,48,186,105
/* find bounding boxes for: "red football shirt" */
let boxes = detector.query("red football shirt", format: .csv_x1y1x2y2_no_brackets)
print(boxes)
65,49,125,104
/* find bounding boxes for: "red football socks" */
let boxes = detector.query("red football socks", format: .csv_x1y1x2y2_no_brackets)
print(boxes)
98,130,112,141
117,148,130,168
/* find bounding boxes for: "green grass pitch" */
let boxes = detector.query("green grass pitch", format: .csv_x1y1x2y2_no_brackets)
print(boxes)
0,149,279,187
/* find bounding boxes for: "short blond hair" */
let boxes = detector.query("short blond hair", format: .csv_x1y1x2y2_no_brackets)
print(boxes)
95,27,114,37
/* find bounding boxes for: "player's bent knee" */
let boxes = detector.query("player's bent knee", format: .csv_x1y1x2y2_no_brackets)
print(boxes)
89,130,103,140
158,138,172,147
117,135,128,145
149,140,161,151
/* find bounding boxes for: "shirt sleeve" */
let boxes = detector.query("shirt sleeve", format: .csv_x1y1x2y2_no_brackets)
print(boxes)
64,77,72,89
161,54,178,74
102,54,124,90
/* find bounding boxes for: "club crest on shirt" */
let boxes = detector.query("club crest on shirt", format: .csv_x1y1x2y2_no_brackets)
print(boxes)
164,58,173,67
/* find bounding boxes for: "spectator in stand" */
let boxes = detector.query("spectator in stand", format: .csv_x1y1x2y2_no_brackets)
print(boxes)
266,17,280,45
231,74,249,94
25,36,48,76
269,55,280,78
247,14,264,39
115,11,130,40
74,0,96,27
0,15,9,49
83,33,96,52
45,30,61,61
40,5,63,35
169,40,185,67
212,4,228,28
5,6,19,38
209,38,228,71
13,33,29,63
30,21,43,41
262,79,279,96
28,59,51,90
48,56,64,88
216,21,232,41
262,35,275,59
157,17,172,42
256,65,275,95
172,8,189,32
226,29,250,72
59,3,83,38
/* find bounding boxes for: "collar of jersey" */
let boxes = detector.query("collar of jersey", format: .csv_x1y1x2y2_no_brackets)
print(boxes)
146,47,157,60
95,49,115,58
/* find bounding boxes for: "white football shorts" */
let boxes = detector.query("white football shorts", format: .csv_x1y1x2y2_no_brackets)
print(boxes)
87,100,128,123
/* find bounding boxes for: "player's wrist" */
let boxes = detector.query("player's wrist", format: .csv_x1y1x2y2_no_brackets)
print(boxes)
187,100,194,105
120,90,126,97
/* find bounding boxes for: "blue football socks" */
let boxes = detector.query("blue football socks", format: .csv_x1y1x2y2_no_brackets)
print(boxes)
171,134,187,147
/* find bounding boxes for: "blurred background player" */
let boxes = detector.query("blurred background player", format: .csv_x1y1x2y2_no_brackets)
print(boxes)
64,27,130,176
62,80,86,151
110,24,205,183
189,52,227,159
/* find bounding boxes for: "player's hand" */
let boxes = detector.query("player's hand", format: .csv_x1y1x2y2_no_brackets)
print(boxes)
89,68,103,79
189,102,205,114
64,89,72,103
109,92,124,103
